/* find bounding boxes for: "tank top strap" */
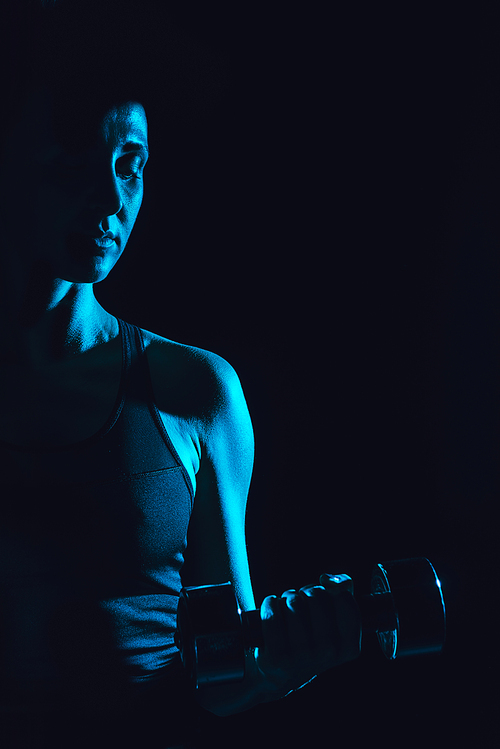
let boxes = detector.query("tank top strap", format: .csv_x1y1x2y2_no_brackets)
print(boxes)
117,318,141,394
114,319,194,503
116,318,159,410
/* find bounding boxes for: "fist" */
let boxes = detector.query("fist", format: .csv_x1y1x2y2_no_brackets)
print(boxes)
255,573,361,697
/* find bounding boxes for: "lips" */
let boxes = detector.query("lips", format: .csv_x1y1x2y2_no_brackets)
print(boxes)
95,230,117,241
93,235,116,248
81,228,117,241
65,230,118,257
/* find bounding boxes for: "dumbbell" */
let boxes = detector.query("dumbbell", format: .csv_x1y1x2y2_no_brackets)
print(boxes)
175,557,446,689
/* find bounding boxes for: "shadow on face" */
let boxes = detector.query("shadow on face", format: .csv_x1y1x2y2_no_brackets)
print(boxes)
0,86,149,286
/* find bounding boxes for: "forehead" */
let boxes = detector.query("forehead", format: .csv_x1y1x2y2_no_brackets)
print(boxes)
99,102,148,150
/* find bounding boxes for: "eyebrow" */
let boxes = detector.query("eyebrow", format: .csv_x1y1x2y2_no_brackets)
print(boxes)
121,141,149,156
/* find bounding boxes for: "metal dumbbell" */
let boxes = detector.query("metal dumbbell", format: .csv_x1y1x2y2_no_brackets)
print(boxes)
175,557,446,689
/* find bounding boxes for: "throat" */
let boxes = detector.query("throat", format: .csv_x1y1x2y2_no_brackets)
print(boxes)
2,282,119,370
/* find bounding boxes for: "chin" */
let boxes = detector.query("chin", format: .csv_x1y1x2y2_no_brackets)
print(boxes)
63,233,124,283
59,255,120,284
61,243,124,284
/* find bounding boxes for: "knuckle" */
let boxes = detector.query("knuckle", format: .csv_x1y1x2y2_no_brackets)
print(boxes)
260,594,279,619
300,584,326,596
281,590,307,613
320,573,354,595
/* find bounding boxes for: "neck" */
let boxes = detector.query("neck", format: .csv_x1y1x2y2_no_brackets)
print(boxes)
1,263,117,370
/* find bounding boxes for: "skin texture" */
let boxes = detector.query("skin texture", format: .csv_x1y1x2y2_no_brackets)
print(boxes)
0,86,361,716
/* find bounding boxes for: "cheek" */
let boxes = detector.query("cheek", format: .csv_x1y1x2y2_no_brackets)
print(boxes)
122,186,144,230
34,181,84,240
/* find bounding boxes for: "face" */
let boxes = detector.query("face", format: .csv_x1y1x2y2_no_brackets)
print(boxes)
0,87,149,284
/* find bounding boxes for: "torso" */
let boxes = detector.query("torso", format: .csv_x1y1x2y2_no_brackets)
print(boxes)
0,325,201,493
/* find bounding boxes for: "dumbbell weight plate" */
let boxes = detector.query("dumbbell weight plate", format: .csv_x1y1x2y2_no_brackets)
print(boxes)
371,558,446,659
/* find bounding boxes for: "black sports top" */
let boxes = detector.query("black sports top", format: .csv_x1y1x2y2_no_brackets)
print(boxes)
0,319,195,713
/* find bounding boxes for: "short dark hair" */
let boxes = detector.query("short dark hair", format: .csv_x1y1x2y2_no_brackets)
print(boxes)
2,0,225,149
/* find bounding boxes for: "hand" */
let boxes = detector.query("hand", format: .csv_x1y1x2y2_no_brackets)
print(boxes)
255,573,361,698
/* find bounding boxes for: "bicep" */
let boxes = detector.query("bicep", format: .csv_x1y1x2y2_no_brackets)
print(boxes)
180,362,256,612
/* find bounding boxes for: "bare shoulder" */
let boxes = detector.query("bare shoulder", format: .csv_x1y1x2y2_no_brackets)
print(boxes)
140,328,246,425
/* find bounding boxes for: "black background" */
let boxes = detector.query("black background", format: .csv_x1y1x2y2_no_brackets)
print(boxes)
95,6,499,746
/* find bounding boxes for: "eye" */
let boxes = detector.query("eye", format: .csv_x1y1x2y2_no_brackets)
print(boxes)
116,155,144,182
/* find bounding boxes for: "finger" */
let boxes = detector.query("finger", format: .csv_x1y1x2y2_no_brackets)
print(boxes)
299,585,330,599
303,582,361,665
319,573,354,596
298,585,342,658
296,584,320,595
318,579,362,661
260,594,290,658
280,590,313,650
299,584,326,596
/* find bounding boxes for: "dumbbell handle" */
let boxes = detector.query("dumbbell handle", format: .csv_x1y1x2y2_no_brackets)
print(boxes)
239,590,398,651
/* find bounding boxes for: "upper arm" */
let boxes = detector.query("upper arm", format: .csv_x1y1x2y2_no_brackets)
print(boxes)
180,353,256,612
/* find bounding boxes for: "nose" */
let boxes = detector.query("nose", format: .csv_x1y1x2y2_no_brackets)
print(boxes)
88,166,123,218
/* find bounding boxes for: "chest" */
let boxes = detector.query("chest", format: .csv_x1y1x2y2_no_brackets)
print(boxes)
0,360,119,446
0,353,199,493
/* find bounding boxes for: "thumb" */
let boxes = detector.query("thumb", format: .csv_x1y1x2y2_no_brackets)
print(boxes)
319,573,354,596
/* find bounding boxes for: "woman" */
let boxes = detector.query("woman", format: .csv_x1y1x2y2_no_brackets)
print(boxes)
0,3,360,746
